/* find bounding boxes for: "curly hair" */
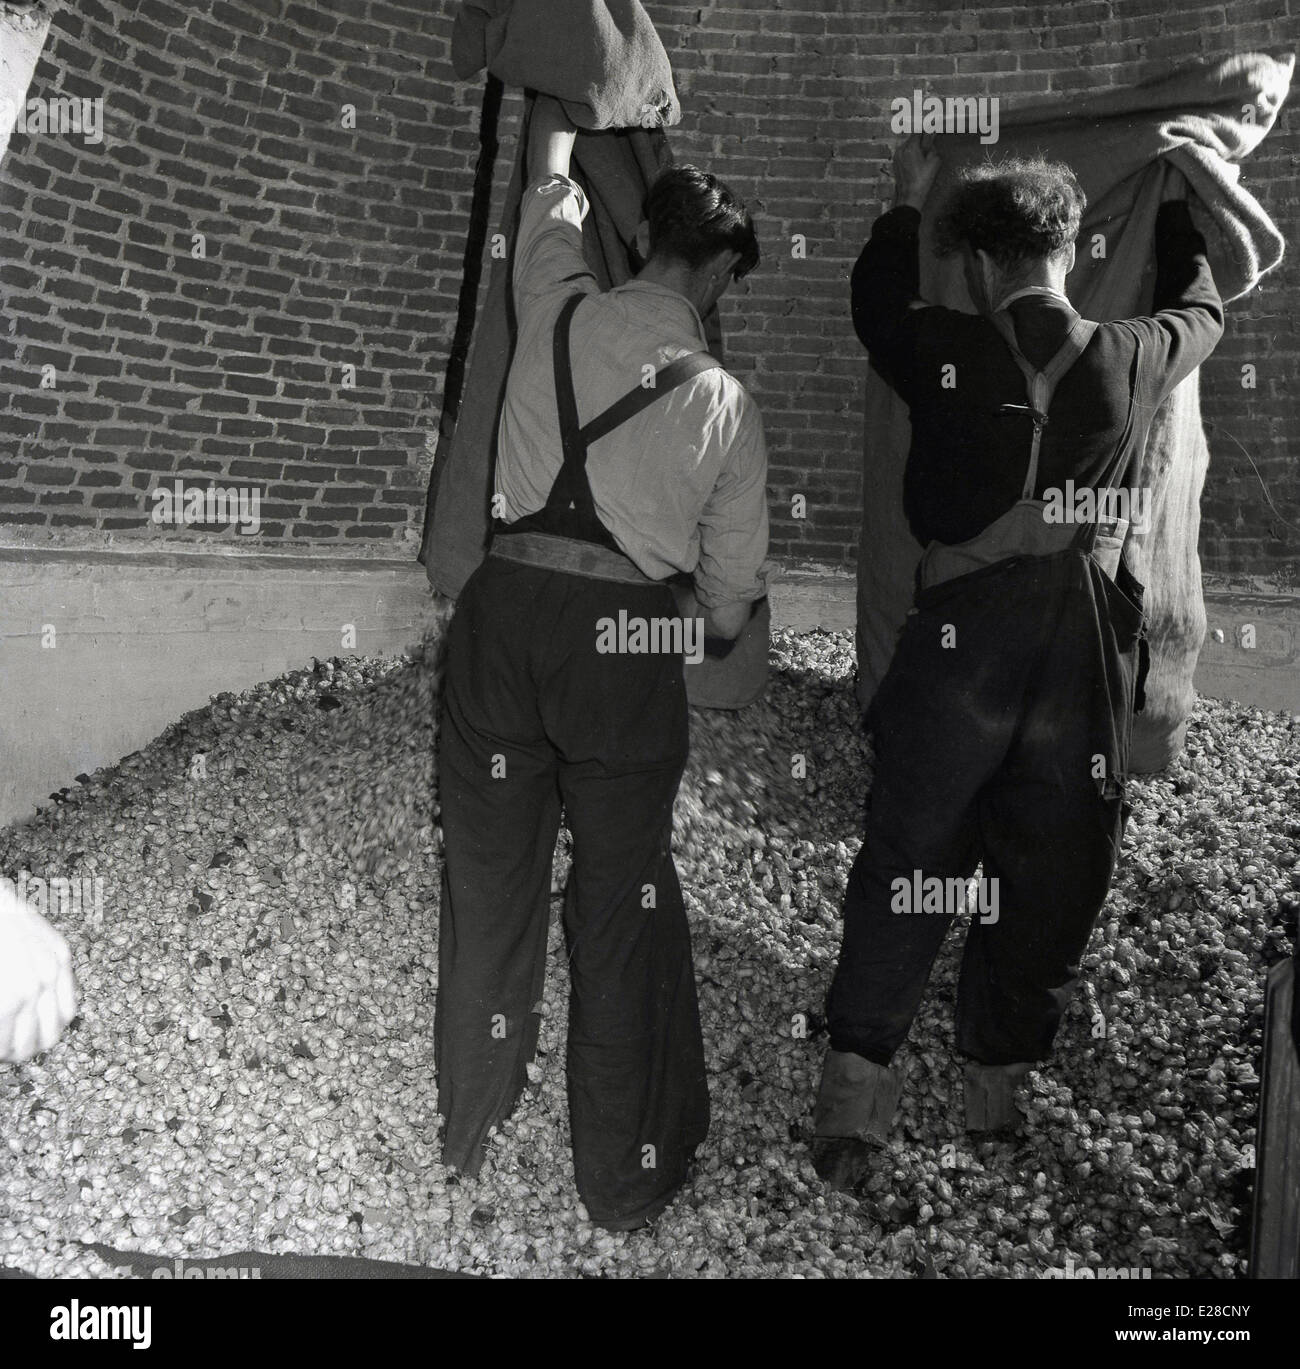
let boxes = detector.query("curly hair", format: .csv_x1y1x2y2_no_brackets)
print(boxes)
932,157,1086,273
643,165,760,281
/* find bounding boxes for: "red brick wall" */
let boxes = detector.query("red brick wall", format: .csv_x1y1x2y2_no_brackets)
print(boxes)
1,1,1296,578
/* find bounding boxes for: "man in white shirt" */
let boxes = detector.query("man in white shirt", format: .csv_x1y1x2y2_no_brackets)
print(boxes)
435,95,769,1231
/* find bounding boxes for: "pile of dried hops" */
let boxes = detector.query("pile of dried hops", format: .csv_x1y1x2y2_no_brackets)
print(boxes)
1,619,1296,1279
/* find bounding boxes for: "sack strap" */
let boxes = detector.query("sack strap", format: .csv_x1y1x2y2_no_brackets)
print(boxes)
987,309,1099,499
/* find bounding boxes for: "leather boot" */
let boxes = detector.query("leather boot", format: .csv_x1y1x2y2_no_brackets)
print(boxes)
811,1049,901,1192
964,1059,1033,1134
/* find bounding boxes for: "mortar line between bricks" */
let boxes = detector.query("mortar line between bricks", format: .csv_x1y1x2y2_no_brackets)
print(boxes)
2,367,441,399
0,546,426,574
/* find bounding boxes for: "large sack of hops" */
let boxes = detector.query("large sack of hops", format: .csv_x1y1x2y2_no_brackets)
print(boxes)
1122,376,1211,772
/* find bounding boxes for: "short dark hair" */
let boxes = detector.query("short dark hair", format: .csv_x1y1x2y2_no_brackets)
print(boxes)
643,165,760,281
933,156,1085,273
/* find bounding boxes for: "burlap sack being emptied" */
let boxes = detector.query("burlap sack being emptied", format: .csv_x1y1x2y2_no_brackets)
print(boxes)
855,52,1293,774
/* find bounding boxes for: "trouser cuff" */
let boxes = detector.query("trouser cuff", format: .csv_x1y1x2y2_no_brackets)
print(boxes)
812,1048,901,1142
963,1059,1033,1132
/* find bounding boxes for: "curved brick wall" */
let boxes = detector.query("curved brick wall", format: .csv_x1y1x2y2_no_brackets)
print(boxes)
0,0,1295,577
0,0,457,549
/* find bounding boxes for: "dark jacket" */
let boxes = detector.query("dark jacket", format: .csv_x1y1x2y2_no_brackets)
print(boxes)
850,201,1225,547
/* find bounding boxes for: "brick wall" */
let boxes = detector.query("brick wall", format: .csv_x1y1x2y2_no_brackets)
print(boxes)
1,1,1296,578
648,0,1299,577
0,0,455,550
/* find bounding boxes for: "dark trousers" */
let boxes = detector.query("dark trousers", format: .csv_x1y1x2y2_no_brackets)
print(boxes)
434,556,709,1226
828,550,1143,1067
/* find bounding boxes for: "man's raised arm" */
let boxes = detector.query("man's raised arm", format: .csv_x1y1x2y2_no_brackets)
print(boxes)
850,134,942,362
526,92,577,181
512,96,595,320
1142,172,1226,405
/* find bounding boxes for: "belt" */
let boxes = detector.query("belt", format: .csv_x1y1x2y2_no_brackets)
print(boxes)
918,501,1130,591
489,530,658,586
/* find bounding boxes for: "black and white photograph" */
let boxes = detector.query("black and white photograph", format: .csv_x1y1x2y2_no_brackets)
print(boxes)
0,0,1297,1336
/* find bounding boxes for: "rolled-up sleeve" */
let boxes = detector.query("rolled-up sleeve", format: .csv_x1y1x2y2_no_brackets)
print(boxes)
513,174,599,323
694,389,772,609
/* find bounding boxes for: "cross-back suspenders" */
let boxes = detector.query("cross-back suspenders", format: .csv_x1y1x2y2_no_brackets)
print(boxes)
988,308,1145,559
542,292,724,535
987,310,1099,501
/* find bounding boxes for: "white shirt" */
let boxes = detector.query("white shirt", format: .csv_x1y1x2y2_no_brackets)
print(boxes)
495,173,771,609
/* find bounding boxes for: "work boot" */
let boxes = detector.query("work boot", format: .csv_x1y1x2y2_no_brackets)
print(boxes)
964,1060,1033,1135
811,1049,901,1192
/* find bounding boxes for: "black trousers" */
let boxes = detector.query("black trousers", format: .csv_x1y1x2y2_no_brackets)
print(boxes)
828,550,1143,1067
434,556,709,1226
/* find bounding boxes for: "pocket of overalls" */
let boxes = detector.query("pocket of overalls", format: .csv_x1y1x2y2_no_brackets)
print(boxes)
1105,555,1150,715
1098,573,1142,648
1089,518,1129,582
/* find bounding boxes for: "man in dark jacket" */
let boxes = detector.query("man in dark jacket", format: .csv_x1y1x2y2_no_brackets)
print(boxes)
436,95,769,1229
813,135,1224,1187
